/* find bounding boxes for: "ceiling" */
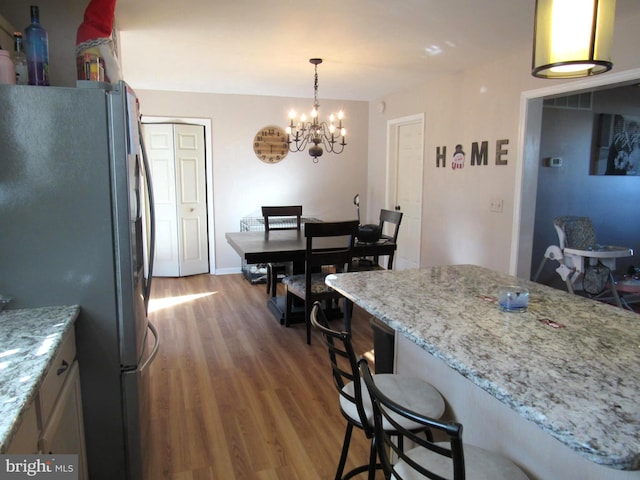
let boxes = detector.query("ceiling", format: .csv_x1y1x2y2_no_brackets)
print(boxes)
114,0,636,102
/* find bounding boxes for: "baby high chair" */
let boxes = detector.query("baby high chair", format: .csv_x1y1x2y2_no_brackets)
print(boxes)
534,216,633,307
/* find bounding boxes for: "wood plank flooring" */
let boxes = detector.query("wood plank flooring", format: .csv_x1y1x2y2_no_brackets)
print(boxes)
145,273,383,479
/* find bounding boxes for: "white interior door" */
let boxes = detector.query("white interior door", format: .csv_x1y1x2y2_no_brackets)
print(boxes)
145,124,179,276
174,124,208,276
143,123,209,277
387,114,424,269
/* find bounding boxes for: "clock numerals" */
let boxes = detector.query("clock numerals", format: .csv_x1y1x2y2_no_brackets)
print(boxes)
254,126,288,164
261,128,281,137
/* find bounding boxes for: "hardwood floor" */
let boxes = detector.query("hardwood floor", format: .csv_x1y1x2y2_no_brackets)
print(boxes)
145,273,383,479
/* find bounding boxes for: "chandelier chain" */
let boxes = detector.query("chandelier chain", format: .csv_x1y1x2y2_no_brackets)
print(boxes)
313,64,319,108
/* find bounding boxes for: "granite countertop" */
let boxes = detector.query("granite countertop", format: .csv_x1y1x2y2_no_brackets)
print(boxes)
326,265,640,470
0,305,80,453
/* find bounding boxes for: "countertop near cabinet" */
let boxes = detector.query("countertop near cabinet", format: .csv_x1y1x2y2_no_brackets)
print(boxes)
0,305,80,453
326,265,640,470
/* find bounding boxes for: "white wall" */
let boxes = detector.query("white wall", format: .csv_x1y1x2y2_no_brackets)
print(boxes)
367,9,640,276
368,53,535,273
134,89,369,273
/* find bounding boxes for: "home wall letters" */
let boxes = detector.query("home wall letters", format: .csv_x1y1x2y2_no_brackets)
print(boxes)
436,139,509,169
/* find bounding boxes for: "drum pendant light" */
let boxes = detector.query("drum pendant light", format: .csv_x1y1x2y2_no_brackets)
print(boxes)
532,0,616,79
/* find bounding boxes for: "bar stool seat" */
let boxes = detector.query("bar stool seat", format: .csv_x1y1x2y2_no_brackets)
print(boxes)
396,443,529,479
340,374,445,432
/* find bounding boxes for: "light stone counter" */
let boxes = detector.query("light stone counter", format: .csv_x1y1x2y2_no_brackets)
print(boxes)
326,265,640,475
0,305,80,452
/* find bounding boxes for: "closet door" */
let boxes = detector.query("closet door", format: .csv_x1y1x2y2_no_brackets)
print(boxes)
143,123,209,277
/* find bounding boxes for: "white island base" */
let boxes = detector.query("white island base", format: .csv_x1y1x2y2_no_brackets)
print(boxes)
396,334,639,480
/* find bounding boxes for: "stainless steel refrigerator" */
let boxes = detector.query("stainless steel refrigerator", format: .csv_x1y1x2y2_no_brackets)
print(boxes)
0,81,158,480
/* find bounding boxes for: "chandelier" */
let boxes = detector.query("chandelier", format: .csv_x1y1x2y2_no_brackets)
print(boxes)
286,58,347,162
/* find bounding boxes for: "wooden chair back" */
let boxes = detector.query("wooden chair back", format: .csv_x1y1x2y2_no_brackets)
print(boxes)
373,209,403,269
262,205,303,231
304,220,359,273
379,209,403,243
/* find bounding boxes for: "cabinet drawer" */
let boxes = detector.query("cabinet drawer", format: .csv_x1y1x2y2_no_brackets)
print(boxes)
39,329,76,426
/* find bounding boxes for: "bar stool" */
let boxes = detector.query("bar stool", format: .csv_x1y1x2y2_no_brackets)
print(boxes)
311,302,445,479
360,358,529,480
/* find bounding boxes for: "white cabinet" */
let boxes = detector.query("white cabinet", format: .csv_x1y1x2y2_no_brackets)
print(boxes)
7,329,88,480
6,402,39,454
39,361,87,480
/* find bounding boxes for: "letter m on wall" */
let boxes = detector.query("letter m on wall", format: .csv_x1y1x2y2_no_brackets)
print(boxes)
470,141,488,166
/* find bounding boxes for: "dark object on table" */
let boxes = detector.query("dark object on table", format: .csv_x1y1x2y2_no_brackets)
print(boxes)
0,294,11,311
351,208,403,271
353,193,381,243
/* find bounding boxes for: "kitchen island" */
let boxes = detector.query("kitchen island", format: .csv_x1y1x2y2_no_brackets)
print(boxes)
0,305,80,452
326,265,640,480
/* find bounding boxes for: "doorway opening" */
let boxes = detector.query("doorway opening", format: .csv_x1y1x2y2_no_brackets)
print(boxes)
142,116,215,275
386,114,425,269
514,68,640,280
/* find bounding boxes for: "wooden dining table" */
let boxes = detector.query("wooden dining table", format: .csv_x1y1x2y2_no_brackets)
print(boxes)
225,229,396,323
326,265,640,480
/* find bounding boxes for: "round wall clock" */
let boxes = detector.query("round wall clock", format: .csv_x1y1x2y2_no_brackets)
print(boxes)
253,125,289,163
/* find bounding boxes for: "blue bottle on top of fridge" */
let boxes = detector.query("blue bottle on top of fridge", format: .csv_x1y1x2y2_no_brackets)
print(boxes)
24,5,49,86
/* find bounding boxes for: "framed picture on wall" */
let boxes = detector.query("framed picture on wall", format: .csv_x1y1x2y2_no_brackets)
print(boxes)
591,113,640,175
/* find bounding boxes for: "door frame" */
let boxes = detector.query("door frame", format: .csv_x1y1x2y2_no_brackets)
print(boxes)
141,115,215,274
386,113,425,268
513,67,640,278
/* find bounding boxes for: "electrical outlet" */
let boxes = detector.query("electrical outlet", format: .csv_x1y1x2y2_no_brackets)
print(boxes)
490,197,504,213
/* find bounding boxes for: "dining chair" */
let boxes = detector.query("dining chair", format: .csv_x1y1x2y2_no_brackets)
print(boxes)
261,205,302,298
359,358,529,480
351,209,403,271
282,219,359,345
311,302,446,479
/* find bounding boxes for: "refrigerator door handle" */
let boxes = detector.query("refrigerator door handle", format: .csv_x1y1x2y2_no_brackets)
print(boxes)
140,320,159,373
138,121,156,314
